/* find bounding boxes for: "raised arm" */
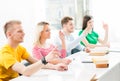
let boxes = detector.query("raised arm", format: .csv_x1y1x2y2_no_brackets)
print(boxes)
67,27,89,50
59,31,66,58
98,23,109,44
82,37,109,48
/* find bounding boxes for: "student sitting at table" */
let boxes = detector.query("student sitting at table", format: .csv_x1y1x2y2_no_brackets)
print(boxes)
79,15,110,48
0,20,68,81
32,21,71,65
53,16,90,56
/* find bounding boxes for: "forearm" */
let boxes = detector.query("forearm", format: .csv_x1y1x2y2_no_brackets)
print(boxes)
67,33,85,50
67,29,88,50
60,49,66,58
86,43,108,48
103,30,108,44
22,61,44,76
42,63,56,70
61,40,66,50
27,57,38,64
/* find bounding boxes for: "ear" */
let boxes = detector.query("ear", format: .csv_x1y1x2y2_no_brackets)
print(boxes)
62,24,66,28
6,31,12,38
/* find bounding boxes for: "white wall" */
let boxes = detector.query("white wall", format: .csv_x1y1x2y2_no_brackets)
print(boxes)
91,0,120,43
0,0,120,53
0,0,46,53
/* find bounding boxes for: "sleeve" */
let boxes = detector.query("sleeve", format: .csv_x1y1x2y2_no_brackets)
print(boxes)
60,49,66,58
93,31,99,38
66,33,86,51
32,46,43,60
2,53,17,69
78,30,83,36
76,44,85,51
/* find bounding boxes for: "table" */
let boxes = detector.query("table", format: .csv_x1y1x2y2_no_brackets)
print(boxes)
10,51,120,81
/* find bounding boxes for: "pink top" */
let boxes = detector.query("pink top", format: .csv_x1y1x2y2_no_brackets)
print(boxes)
32,44,66,60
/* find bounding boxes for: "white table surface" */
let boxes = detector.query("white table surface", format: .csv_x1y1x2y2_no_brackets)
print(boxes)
10,50,120,81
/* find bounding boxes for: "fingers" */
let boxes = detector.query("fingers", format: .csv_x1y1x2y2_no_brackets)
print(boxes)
102,22,109,30
51,48,60,57
59,31,65,40
62,59,72,65
45,50,59,61
52,46,58,51
56,63,68,71
85,47,91,53
59,65,68,71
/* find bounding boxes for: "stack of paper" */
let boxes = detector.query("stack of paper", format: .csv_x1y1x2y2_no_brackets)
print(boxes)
89,47,109,56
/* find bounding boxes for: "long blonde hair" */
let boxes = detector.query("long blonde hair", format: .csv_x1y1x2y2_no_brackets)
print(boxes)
33,21,49,46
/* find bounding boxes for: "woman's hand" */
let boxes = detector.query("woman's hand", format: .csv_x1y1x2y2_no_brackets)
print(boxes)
61,58,72,65
45,48,60,62
103,22,109,31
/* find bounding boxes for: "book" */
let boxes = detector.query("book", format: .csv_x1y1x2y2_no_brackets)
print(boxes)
89,47,109,56
92,57,109,68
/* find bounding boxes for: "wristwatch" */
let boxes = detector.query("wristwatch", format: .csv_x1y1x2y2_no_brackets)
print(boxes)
41,57,48,65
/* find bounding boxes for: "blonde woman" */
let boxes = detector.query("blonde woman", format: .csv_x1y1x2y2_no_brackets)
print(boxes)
32,22,71,65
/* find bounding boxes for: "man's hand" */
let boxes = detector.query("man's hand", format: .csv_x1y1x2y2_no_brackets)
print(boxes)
85,47,91,53
61,58,72,65
48,58,72,65
54,63,68,71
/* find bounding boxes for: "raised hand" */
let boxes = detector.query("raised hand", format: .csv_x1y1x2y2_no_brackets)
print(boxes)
59,31,65,42
102,22,109,31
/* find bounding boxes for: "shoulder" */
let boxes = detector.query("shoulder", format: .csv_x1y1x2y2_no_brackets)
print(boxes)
16,45,30,55
0,44,12,53
17,45,27,51
32,45,42,50
0,45,15,62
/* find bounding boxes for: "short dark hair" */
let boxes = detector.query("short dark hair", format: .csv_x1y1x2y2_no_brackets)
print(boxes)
61,16,73,27
82,15,92,30
4,20,21,37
